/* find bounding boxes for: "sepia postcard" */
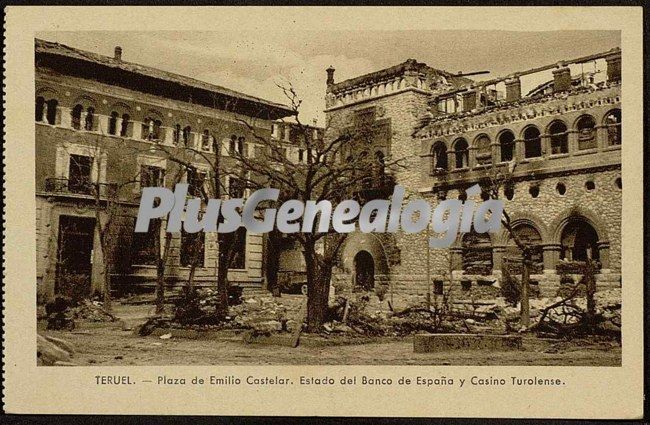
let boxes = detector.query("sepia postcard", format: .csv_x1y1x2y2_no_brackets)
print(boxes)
2,5,644,418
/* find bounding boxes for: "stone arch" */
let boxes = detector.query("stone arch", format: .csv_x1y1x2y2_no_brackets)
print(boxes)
430,140,448,172
340,232,389,276
36,86,61,99
71,94,98,110
473,133,492,165
520,124,542,158
497,129,516,162
109,101,133,115
549,205,609,245
496,211,550,245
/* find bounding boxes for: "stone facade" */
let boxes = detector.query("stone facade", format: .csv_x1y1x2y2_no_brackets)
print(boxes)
35,39,294,302
325,50,622,298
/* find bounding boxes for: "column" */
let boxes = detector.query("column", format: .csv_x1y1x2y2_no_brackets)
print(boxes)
567,129,579,153
595,125,608,150
80,111,87,130
98,115,109,135
450,247,463,271
447,149,455,170
132,121,143,140
115,117,123,136
41,102,49,123
596,240,610,271
59,106,71,128
514,139,525,162
542,243,561,274
492,245,506,276
540,133,551,158
605,52,621,83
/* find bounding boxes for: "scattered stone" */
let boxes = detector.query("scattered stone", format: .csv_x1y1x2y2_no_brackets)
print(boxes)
159,333,172,339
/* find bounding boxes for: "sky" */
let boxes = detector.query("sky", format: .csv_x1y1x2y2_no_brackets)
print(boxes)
38,30,620,124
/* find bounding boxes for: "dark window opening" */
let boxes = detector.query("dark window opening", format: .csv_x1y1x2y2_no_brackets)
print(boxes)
549,121,568,154
46,99,58,125
182,126,192,146
556,182,566,195
585,181,595,191
143,117,162,141
431,141,448,173
71,104,83,130
576,115,597,150
120,114,130,137
108,112,119,135
499,131,515,162
529,185,540,198
615,177,622,189
187,169,207,197
560,220,600,263
35,97,45,122
68,154,93,194
433,280,444,295
523,126,542,158
453,138,469,169
140,165,164,188
84,107,95,131
604,109,621,146
201,130,212,150
505,186,515,200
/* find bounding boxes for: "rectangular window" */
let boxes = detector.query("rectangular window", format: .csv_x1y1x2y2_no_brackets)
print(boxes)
228,177,246,198
180,227,205,267
140,165,164,188
131,218,159,266
68,154,93,194
187,169,207,197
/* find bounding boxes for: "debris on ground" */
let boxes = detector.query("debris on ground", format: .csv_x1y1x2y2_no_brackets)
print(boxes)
45,297,117,330
37,334,76,366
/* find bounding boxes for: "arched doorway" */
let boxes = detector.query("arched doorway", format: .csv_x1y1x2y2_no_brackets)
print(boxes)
505,223,544,274
560,219,600,262
354,250,375,290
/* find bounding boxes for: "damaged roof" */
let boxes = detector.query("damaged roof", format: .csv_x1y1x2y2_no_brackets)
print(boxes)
329,58,472,94
35,38,295,120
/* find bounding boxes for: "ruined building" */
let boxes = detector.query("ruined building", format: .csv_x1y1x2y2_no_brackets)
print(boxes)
35,39,296,302
325,49,622,297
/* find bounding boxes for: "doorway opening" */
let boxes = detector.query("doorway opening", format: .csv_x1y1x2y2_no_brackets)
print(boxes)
354,250,375,291
56,215,95,300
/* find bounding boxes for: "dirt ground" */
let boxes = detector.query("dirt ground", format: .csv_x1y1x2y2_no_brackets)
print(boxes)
39,303,621,366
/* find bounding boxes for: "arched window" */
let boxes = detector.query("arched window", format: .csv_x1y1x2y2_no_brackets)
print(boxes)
453,138,469,169
71,104,83,130
505,224,544,274
499,131,515,162
173,124,182,144
430,141,448,173
201,129,212,151
45,99,58,125
548,120,568,154
461,231,493,275
523,126,542,158
237,136,245,155
229,135,237,154
604,109,621,146
576,115,597,150
120,114,130,137
35,97,45,122
84,107,95,131
108,111,119,135
474,134,492,166
142,117,162,141
182,126,192,146
560,219,600,263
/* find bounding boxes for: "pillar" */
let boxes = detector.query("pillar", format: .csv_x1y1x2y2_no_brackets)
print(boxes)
98,115,109,135
505,77,521,102
41,102,49,122
492,245,506,272
132,121,142,140
552,67,572,93
461,90,477,111
59,106,71,128
596,240,610,270
605,52,621,83
450,247,463,271
115,117,123,136
542,243,561,274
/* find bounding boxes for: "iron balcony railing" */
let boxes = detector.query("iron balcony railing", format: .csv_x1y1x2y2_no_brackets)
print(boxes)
44,177,118,197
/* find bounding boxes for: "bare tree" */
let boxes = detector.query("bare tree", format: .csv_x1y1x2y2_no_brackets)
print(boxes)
230,84,406,331
479,161,533,327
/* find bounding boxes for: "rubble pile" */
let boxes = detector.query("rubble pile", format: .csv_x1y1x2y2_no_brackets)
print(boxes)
45,297,116,330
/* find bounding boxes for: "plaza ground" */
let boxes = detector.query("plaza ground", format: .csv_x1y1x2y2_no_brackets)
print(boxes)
38,303,621,366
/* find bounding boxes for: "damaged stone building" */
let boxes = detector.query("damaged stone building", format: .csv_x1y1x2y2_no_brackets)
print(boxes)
35,39,296,302
325,49,621,297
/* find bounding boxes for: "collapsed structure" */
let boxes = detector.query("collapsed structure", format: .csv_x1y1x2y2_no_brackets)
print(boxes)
325,50,621,297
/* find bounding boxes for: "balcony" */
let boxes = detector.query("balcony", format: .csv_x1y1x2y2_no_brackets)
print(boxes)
44,177,118,198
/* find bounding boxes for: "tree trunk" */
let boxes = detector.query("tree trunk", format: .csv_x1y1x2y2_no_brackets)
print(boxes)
304,242,330,332
266,232,282,297
520,254,531,327
585,259,597,333
215,234,231,319
155,226,173,315
102,259,112,312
